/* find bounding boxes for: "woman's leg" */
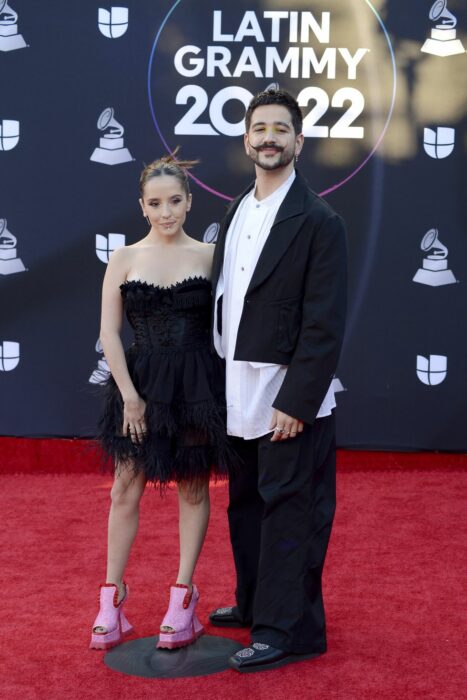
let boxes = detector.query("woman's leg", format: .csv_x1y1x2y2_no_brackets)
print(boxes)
93,465,146,633
107,465,146,590
159,477,210,634
176,477,210,587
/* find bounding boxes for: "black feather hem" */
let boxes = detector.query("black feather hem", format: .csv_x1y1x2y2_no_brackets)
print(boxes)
98,393,237,486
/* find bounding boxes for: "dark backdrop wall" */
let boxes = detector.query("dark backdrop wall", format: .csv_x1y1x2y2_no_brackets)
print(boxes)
1,0,466,449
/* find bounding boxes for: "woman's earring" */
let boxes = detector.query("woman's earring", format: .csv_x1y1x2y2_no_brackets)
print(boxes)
144,215,151,227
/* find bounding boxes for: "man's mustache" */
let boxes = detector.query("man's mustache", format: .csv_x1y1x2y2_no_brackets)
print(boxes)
250,143,284,153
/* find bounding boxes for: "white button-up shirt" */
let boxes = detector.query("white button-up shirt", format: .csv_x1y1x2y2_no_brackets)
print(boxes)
214,171,335,439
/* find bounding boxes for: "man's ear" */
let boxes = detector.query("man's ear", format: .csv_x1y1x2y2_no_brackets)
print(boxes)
295,133,304,158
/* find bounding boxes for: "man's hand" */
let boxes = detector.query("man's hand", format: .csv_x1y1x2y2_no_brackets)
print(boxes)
269,409,304,442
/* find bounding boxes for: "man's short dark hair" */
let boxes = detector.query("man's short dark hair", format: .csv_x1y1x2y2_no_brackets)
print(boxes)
245,89,303,135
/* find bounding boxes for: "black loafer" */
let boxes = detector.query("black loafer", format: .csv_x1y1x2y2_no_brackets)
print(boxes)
228,642,323,673
208,606,250,628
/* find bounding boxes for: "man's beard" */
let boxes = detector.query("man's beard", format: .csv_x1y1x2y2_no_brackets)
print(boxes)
248,143,295,171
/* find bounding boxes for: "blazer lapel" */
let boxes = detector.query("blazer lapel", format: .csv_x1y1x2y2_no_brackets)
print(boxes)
246,171,307,295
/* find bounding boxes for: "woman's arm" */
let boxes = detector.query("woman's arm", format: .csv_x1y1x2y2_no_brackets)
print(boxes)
100,248,146,441
201,242,215,278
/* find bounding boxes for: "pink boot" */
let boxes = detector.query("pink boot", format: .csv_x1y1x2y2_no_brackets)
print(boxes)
90,583,134,650
157,584,205,650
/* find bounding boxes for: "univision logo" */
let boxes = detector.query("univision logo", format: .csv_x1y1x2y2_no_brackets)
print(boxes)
0,340,20,371
98,7,129,38
0,119,19,150
423,127,455,159
96,233,126,263
416,354,447,386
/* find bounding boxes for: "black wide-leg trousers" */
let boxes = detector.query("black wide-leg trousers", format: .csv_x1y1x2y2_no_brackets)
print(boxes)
227,412,336,654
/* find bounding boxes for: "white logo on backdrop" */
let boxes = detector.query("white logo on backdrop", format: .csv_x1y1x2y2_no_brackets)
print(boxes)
0,119,19,150
89,338,111,385
416,354,447,386
331,377,346,393
423,127,455,159
98,7,129,38
0,340,20,371
203,222,220,244
413,228,456,287
0,218,26,274
0,1,27,51
421,1,465,57
90,108,133,165
96,233,126,263
168,10,371,144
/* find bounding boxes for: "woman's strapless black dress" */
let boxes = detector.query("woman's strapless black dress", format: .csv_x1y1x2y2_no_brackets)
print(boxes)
99,277,233,485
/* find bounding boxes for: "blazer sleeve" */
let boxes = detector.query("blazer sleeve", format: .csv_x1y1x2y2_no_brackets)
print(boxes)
272,212,348,424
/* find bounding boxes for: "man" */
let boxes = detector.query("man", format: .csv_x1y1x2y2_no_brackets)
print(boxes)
210,89,347,673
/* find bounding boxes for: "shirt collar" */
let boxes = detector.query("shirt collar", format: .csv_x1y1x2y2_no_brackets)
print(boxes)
250,169,296,208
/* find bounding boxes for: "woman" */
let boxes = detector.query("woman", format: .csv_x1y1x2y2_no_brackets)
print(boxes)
90,154,232,651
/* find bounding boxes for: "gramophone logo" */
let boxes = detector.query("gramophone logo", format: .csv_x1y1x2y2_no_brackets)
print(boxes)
0,1,27,51
0,341,20,371
0,119,19,151
331,377,346,394
413,228,456,287
421,1,465,57
98,7,128,38
90,108,133,165
416,355,447,386
89,338,111,385
96,233,126,264
203,222,220,244
423,127,455,159
0,218,26,275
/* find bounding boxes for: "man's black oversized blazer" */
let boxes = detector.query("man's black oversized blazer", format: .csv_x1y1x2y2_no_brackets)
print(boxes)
211,170,347,425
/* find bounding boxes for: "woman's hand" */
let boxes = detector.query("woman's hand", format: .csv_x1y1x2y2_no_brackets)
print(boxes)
269,409,304,442
122,394,147,443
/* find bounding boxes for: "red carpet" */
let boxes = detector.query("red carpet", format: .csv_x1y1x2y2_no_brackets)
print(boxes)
2,436,467,473
1,463,466,698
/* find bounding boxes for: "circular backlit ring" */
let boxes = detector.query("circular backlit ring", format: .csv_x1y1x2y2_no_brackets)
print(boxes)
147,0,397,201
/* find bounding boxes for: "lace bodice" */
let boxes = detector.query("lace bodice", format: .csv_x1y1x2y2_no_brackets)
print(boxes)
120,277,212,352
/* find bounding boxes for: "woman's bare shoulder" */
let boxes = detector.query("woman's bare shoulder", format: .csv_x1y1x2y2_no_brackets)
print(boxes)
186,238,215,258
106,243,145,273
125,238,152,250
110,237,153,256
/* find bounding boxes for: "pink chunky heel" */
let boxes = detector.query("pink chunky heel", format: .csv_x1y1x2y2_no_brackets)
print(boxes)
157,584,205,650
89,583,134,650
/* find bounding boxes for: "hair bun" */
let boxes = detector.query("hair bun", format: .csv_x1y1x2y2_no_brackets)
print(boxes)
139,147,200,196
158,146,199,171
